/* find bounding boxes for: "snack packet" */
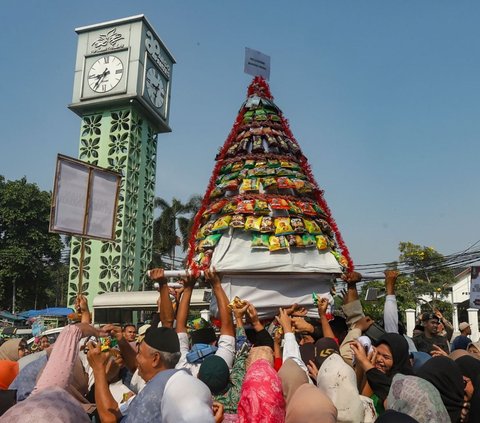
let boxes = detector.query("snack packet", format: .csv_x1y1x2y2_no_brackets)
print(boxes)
316,235,328,250
245,215,262,231
222,201,237,214
302,233,316,248
198,221,214,238
298,201,317,216
277,177,295,189
261,177,277,190
290,217,305,233
240,178,260,193
304,219,322,235
231,161,244,172
230,214,246,229
269,197,290,210
244,159,255,169
274,217,294,235
286,234,297,247
251,233,270,249
212,215,232,232
269,235,289,251
259,216,274,233
199,234,222,250
235,199,255,214
228,296,248,310
254,199,270,214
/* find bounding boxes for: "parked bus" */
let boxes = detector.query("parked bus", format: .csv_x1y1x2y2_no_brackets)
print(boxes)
92,289,211,325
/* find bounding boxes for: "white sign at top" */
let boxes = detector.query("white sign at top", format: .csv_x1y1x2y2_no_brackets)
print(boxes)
244,48,270,80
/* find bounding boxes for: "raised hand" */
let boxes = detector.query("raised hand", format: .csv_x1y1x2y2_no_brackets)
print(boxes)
102,324,123,342
149,268,166,283
291,316,314,333
204,268,221,287
275,307,293,333
233,302,249,320
384,269,400,279
317,297,329,316
341,271,362,285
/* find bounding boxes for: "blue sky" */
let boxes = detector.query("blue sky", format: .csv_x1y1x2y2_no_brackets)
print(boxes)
1,1,479,267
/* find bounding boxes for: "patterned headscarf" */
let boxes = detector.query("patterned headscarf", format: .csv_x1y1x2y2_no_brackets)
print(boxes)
386,374,450,423
0,386,90,423
238,359,286,423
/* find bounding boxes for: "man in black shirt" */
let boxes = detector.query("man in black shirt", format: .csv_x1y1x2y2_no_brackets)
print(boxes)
413,313,450,354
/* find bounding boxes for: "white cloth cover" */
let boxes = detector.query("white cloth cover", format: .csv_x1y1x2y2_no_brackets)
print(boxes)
211,231,342,273
211,273,335,318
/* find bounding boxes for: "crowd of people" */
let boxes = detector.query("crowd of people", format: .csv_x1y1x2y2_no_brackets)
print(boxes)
0,268,479,422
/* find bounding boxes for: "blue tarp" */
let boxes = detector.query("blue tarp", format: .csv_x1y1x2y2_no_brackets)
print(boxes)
0,311,25,321
18,307,74,318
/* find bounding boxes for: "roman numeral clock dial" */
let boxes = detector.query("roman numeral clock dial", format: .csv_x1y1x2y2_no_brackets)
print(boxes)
145,67,166,108
88,55,124,93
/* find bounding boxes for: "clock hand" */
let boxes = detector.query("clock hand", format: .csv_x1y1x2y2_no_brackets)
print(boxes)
94,68,110,90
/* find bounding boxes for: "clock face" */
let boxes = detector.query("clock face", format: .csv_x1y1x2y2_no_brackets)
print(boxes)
88,55,124,93
145,67,166,108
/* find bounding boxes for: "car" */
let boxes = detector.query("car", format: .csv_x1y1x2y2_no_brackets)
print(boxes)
26,326,65,347
0,326,32,341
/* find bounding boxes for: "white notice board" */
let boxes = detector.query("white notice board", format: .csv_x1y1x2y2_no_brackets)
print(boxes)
50,155,121,241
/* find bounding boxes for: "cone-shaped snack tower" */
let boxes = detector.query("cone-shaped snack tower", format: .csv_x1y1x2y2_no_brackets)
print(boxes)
187,77,353,316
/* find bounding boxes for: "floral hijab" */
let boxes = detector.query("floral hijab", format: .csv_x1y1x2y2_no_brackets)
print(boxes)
237,359,285,423
386,373,450,423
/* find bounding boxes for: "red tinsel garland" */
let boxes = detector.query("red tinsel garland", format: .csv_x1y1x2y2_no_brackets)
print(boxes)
247,76,274,100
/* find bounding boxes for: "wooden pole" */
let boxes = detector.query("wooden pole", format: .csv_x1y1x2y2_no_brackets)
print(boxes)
78,237,85,295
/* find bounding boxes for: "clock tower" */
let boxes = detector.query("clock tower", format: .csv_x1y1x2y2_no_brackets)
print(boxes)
67,15,175,306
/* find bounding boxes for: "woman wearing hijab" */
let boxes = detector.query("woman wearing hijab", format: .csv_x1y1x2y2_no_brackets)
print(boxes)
278,358,309,405
0,338,27,389
237,359,286,423
454,355,480,423
286,384,337,423
0,323,104,422
416,356,467,423
385,374,450,423
315,352,376,423
351,332,413,407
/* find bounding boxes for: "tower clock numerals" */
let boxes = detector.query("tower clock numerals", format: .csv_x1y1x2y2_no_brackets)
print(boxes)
145,67,166,108
88,55,124,93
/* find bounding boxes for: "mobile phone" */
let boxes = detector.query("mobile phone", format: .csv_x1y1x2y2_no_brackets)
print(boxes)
83,336,98,353
363,322,386,344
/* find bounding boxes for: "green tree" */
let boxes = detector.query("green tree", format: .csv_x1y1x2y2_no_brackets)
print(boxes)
360,242,454,322
152,195,202,268
0,176,66,311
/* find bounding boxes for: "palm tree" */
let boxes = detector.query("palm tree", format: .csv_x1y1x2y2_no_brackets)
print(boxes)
152,195,202,268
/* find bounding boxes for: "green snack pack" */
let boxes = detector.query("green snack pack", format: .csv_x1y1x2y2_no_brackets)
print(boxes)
251,233,270,249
